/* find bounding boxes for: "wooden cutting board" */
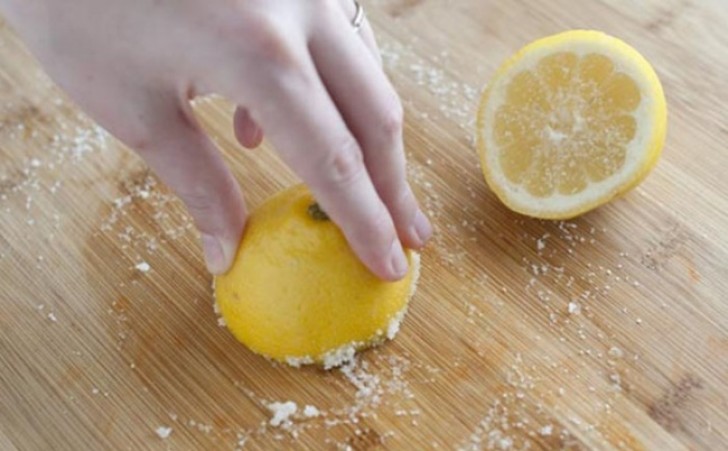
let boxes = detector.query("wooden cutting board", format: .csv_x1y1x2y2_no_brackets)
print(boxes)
2,1,728,449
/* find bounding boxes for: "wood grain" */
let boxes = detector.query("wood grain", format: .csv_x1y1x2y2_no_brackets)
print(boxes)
2,1,728,449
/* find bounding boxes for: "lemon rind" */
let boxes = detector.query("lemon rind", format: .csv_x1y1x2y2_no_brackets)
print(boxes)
213,252,421,370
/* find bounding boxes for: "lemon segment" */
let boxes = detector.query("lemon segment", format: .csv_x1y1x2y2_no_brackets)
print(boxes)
477,30,667,219
214,184,420,367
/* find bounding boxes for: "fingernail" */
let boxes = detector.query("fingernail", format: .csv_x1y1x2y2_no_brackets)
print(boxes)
412,210,433,246
389,241,408,279
201,233,226,274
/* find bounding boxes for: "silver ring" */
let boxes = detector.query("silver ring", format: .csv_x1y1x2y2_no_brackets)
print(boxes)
351,1,365,32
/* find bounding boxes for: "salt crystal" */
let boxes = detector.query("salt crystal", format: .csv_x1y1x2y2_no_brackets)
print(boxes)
268,401,297,427
303,405,320,418
609,373,622,386
48,313,57,322
498,437,513,449
135,262,151,272
568,302,581,315
608,347,624,358
539,425,553,436
155,426,172,439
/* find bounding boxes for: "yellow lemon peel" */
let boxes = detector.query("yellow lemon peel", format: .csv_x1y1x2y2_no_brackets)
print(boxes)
214,184,420,368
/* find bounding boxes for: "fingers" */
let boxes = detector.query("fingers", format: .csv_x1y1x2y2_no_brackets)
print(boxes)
231,54,408,281
233,106,264,149
337,0,381,66
125,91,247,274
309,6,432,251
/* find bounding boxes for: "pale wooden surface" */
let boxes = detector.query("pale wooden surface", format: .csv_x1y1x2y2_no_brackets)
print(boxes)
2,1,728,449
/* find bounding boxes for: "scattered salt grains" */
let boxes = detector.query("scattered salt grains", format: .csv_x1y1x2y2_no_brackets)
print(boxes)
381,41,477,129
99,171,195,253
155,426,173,439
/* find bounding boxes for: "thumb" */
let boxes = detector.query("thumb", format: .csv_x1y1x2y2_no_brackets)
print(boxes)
130,97,247,274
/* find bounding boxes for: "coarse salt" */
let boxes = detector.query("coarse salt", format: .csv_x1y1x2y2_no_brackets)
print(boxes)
303,405,320,418
268,401,297,427
539,425,553,436
155,426,172,439
568,302,581,315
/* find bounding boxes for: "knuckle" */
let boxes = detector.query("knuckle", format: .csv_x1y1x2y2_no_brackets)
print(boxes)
179,187,216,218
178,188,226,236
379,98,404,138
324,138,365,186
176,172,240,236
235,12,298,70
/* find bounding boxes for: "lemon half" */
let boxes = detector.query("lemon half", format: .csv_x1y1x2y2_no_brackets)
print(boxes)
214,184,420,368
476,30,667,219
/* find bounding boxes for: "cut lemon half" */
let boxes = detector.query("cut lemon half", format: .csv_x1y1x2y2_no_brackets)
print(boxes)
476,30,667,219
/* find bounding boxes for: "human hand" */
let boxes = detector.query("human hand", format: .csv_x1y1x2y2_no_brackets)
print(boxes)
1,0,432,280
